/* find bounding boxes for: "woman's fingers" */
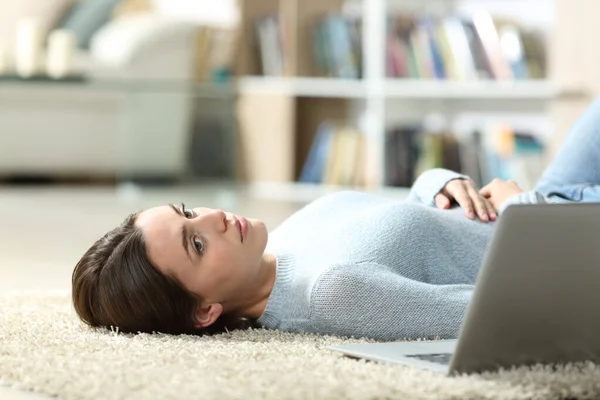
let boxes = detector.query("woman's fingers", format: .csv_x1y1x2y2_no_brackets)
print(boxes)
434,193,451,209
471,187,497,221
470,182,497,222
440,179,496,222
450,182,475,219
467,185,490,222
484,198,497,221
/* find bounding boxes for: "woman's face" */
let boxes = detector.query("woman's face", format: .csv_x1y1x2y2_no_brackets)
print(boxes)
135,204,268,306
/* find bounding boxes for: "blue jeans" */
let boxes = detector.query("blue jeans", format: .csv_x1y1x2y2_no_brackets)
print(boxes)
535,96,600,203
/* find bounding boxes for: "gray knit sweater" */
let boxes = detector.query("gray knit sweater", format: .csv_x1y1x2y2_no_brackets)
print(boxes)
257,169,498,341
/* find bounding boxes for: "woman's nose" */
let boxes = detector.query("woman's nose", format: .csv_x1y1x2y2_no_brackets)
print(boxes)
195,208,227,231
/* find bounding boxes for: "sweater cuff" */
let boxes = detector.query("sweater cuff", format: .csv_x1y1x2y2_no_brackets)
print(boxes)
414,169,470,206
497,191,548,215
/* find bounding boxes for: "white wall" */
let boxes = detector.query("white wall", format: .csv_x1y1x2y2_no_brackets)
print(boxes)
152,0,239,28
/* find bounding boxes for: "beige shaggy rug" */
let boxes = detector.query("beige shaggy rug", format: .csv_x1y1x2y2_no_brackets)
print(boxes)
2,292,600,400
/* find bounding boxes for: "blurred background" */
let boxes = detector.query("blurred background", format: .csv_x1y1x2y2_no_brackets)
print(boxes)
0,1,595,288
0,0,592,194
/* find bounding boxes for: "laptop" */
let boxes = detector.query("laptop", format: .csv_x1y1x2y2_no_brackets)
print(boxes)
329,204,600,375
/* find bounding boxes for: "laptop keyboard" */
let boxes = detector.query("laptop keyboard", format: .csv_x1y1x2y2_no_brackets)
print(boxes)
406,353,453,365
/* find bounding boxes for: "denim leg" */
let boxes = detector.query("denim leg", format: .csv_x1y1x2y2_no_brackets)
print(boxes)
535,95,600,201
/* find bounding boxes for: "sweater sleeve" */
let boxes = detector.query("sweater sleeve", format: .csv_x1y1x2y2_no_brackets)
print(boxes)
497,191,551,215
405,168,469,207
310,263,473,341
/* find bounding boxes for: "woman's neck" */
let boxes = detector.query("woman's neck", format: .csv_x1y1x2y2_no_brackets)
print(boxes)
230,253,277,320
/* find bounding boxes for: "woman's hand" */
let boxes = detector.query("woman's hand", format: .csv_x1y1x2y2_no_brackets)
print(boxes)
479,178,524,210
435,179,497,222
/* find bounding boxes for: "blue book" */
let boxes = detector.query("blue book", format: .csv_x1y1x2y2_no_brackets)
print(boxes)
422,18,446,79
299,123,334,183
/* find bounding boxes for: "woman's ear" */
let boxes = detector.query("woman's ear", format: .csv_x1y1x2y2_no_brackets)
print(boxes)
193,303,223,328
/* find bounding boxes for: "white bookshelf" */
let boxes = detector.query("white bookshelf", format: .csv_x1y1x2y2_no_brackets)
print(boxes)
237,0,564,192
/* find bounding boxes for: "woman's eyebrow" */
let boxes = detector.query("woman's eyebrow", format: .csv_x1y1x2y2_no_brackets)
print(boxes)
169,204,183,217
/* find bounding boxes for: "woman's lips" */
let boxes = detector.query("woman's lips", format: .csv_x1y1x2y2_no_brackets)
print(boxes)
239,216,248,243
233,215,248,243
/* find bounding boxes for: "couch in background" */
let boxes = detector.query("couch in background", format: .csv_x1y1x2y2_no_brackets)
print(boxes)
0,0,210,179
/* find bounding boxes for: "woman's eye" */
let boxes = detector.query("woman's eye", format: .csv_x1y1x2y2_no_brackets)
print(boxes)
192,237,204,253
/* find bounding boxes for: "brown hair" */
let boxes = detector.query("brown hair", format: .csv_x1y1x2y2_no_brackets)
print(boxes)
72,212,252,335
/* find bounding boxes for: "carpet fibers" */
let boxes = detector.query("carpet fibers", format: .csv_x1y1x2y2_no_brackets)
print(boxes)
1,292,600,400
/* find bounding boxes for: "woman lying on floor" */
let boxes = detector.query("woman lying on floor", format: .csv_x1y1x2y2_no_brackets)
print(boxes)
72,96,600,341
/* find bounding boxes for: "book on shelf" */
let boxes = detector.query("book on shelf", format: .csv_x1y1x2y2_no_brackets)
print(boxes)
385,123,546,190
299,122,366,187
252,11,361,78
386,10,547,81
255,14,285,77
313,14,362,79
385,126,422,187
472,11,513,80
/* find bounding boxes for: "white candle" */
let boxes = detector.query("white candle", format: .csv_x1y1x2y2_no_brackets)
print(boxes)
46,29,77,79
15,19,44,78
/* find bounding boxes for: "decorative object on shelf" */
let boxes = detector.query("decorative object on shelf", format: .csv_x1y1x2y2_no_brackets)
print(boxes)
15,19,44,78
46,29,77,79
195,26,237,83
